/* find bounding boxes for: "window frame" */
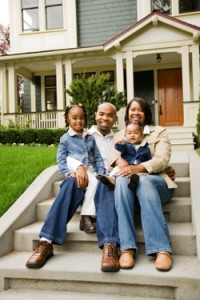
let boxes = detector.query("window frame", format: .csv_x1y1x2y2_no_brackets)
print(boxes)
21,0,39,32
45,0,63,30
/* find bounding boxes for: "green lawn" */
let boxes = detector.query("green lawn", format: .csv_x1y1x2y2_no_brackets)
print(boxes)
0,145,58,217
196,148,200,156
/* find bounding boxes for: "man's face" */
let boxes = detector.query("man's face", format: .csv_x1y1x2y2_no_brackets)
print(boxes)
95,103,117,136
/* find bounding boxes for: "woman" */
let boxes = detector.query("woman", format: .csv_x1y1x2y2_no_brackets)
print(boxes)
112,97,177,272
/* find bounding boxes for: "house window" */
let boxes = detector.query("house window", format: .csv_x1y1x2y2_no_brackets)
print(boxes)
152,0,171,14
179,0,200,13
45,76,57,111
45,0,63,30
21,0,39,32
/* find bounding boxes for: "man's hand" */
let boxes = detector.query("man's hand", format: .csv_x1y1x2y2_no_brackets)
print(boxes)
165,166,176,181
76,165,88,189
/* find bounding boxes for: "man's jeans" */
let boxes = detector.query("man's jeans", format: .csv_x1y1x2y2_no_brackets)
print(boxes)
40,178,119,247
114,174,175,255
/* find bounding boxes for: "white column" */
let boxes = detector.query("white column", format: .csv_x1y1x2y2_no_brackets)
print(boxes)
115,52,124,92
181,46,191,102
126,51,134,101
171,0,179,15
191,44,200,101
56,58,64,110
64,58,73,106
137,0,151,20
30,81,36,112
41,76,45,111
8,65,17,113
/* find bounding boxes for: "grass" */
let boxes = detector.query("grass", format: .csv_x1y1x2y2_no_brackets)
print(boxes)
0,145,58,217
196,148,200,156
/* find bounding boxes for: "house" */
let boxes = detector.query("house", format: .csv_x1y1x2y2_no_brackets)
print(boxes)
0,0,200,133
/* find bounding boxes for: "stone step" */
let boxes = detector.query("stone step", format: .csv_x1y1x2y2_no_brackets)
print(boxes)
0,251,200,300
14,219,196,256
37,196,191,223
0,289,168,300
52,176,190,199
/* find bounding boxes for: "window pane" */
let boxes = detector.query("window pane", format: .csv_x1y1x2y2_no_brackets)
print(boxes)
179,0,199,13
46,6,63,29
22,0,38,9
46,0,62,5
152,0,171,14
23,8,39,31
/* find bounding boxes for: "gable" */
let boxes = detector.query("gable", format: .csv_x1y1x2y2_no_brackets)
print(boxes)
104,12,200,51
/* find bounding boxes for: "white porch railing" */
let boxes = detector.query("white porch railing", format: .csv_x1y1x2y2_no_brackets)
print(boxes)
1,111,64,129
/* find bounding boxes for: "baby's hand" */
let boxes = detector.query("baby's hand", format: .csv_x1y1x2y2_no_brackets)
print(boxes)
117,138,125,144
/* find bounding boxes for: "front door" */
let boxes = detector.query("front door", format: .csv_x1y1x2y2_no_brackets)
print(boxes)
158,69,183,126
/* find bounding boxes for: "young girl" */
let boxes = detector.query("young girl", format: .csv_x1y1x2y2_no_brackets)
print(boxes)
57,103,106,233
100,122,152,190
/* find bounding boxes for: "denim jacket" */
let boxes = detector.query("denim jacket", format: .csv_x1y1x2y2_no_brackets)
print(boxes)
57,129,106,177
115,140,152,165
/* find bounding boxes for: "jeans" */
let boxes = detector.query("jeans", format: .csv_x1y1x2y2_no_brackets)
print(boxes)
40,178,119,248
114,174,175,255
94,181,119,248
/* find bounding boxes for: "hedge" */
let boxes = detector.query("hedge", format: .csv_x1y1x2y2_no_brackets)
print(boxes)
0,128,66,145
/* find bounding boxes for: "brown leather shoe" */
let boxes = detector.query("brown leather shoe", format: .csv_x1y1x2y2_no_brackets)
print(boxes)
80,215,96,233
155,251,172,271
119,249,135,269
101,243,120,272
26,241,53,269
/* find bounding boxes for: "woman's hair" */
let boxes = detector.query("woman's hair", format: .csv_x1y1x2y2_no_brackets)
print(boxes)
124,97,153,126
64,103,88,128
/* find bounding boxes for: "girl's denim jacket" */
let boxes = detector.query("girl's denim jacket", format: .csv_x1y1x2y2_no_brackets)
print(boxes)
57,129,106,178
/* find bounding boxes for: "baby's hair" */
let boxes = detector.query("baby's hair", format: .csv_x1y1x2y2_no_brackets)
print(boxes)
64,103,88,128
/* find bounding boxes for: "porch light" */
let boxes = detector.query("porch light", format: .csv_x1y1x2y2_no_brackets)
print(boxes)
156,53,161,63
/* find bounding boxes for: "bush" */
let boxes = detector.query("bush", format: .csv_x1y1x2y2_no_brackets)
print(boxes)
0,128,66,145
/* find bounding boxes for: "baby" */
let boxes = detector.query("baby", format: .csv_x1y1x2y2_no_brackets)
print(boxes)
100,122,152,190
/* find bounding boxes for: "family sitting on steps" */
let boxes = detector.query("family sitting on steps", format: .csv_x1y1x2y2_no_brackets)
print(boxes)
26,98,176,272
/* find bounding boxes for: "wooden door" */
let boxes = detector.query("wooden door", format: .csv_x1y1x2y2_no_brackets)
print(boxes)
158,69,183,126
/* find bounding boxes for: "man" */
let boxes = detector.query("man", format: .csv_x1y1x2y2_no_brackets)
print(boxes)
26,102,120,272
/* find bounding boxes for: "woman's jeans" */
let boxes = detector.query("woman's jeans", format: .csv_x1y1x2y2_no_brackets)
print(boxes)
114,174,175,255
40,178,119,247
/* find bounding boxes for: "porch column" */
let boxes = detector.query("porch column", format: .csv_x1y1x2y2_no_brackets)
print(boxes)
64,58,73,106
8,64,17,113
31,81,36,112
115,51,124,92
56,58,64,110
181,46,191,102
191,44,200,101
126,51,134,101
41,76,45,111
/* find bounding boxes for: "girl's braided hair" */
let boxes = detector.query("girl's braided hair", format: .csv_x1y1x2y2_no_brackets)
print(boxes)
64,103,88,128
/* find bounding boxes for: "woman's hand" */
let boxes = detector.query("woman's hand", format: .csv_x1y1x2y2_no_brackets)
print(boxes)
76,165,88,189
119,164,147,177
165,166,176,181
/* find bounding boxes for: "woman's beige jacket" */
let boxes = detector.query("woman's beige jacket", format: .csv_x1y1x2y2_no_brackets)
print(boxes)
110,125,177,189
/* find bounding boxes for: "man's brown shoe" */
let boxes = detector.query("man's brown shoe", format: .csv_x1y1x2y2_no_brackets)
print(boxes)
101,243,120,272
155,251,172,271
80,215,96,233
26,241,53,269
119,249,135,269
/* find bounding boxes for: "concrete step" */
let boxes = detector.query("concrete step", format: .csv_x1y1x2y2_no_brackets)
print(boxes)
0,251,200,300
14,219,196,256
52,176,190,199
37,196,191,223
0,289,167,300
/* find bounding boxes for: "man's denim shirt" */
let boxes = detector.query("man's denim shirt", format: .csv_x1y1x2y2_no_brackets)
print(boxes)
57,128,106,178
